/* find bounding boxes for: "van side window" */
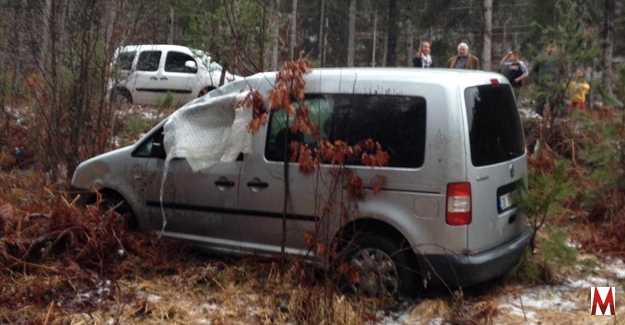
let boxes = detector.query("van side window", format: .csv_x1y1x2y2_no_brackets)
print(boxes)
165,51,197,73
132,127,166,159
115,51,135,70
137,51,162,72
331,95,426,168
265,95,426,168
265,96,332,162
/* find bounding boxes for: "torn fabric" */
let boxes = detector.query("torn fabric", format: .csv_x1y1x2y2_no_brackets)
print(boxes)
157,90,253,237
163,90,252,171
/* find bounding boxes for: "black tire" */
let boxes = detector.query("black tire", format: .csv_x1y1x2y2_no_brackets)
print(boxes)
100,194,137,231
112,88,133,108
340,233,420,298
199,86,216,97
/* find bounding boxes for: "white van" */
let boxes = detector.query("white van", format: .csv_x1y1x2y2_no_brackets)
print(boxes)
72,68,532,297
109,44,240,106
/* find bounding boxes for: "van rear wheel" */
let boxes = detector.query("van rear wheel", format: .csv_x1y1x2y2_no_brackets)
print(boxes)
340,233,420,298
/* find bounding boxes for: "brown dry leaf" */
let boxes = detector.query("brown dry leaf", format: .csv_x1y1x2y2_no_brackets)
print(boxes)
470,299,499,324
409,298,451,321
297,143,315,174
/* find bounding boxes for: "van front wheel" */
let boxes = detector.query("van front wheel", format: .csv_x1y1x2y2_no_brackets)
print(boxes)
341,233,420,298
100,194,137,231
112,88,133,108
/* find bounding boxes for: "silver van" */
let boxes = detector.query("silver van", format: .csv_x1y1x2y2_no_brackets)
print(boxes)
71,68,532,297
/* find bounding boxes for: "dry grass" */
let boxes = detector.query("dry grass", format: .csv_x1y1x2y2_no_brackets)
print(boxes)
0,169,394,324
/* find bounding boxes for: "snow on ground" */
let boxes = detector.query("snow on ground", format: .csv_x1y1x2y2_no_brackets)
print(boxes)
376,259,625,325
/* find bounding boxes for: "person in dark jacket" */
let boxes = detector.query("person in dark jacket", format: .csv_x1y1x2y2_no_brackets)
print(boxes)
500,50,529,89
531,44,565,116
447,42,480,70
412,41,435,68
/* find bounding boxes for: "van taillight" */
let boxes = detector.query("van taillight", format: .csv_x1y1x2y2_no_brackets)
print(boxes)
446,182,472,225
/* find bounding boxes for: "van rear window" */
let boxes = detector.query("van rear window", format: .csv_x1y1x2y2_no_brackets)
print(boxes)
464,85,525,167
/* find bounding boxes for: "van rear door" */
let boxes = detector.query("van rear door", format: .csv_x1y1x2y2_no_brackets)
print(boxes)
464,84,528,254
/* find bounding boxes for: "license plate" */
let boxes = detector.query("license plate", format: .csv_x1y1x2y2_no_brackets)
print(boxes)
498,192,515,211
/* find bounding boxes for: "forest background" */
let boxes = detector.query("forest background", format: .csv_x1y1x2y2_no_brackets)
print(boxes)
2,1,625,323
0,0,623,178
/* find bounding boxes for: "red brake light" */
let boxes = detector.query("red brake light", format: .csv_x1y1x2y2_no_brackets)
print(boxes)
446,182,472,226
490,78,499,85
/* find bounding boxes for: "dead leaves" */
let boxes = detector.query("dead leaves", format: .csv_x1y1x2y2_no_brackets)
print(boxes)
246,58,312,135
241,90,267,134
0,172,199,322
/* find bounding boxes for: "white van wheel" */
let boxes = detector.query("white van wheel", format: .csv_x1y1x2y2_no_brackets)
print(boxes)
112,88,133,109
199,86,216,97
341,233,419,298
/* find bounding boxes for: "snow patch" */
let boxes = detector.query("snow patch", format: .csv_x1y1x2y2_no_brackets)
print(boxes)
604,259,625,279
568,275,614,288
146,294,162,302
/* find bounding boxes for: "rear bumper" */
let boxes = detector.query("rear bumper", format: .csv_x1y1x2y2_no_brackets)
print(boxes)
416,225,533,288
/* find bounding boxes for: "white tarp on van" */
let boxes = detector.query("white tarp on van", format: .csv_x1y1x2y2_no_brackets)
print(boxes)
155,90,252,236
163,90,252,172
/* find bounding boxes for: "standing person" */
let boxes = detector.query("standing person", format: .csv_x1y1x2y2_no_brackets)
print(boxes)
532,44,559,83
447,42,480,70
500,50,529,89
567,69,590,113
412,41,436,68
532,44,562,116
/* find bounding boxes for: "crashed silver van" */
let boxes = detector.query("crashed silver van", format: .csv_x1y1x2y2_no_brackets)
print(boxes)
71,68,532,297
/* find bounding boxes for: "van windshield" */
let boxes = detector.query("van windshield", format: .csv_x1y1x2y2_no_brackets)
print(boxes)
464,84,525,167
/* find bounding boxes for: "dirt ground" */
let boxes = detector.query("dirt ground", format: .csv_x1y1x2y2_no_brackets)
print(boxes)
50,256,624,325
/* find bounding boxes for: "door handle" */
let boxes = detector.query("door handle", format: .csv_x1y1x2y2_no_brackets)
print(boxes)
247,180,269,188
214,179,235,187
150,76,158,80
160,77,168,81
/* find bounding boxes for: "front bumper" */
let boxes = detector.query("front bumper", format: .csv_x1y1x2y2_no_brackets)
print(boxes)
416,225,533,288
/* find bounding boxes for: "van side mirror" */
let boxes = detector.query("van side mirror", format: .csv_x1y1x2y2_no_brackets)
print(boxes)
185,60,197,72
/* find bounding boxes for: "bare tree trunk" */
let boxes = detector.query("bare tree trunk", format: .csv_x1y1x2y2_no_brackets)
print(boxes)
386,0,397,67
347,0,356,67
289,0,297,60
105,0,118,46
271,0,280,70
382,32,388,67
502,17,510,53
405,4,413,67
323,17,328,66
318,0,325,66
168,8,174,44
259,2,266,71
482,0,493,71
603,0,615,95
371,11,377,67
43,0,52,70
